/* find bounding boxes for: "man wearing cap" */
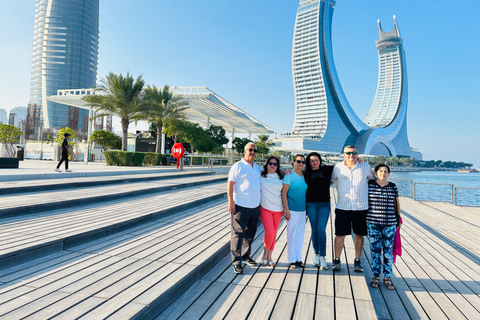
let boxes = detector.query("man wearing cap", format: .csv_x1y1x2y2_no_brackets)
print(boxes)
55,132,72,172
331,145,374,272
227,142,261,274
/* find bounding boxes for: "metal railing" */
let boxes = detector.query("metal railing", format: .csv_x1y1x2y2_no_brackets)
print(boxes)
390,179,479,207
414,182,454,203
454,187,480,207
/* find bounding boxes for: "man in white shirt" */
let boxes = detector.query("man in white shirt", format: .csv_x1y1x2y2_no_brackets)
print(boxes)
331,145,374,272
227,142,261,274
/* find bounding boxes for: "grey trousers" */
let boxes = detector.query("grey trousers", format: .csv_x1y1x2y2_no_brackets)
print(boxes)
230,204,260,265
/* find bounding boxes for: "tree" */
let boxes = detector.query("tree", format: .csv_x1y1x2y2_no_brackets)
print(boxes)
89,130,121,154
232,137,252,154
163,118,185,144
140,85,188,153
55,127,77,148
207,125,229,154
389,156,399,166
55,127,77,160
0,124,23,157
82,72,145,151
254,134,273,155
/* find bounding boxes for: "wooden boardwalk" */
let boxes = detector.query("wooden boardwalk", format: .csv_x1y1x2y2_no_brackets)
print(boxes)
157,197,480,320
1,170,480,319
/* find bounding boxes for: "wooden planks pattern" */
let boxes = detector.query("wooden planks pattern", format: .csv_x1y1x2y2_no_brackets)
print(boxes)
0,182,227,266
0,174,226,217
0,199,231,319
157,196,480,320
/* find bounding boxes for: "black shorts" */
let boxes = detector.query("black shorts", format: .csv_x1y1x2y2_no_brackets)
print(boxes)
334,209,368,236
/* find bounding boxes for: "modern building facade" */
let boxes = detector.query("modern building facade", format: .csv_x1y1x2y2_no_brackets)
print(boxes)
28,0,99,133
275,0,421,159
8,106,28,128
0,109,7,125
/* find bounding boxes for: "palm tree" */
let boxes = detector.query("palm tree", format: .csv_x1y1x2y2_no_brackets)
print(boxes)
254,134,274,155
140,85,188,153
83,72,145,151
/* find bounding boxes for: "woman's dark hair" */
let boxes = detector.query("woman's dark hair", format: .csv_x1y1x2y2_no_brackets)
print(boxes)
261,155,283,179
64,133,71,137
305,152,322,172
374,163,391,174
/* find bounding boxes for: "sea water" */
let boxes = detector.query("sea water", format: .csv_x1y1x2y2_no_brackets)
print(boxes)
389,171,480,207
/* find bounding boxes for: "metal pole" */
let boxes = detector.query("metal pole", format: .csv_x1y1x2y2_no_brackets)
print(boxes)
455,187,457,206
414,183,417,201
451,184,454,203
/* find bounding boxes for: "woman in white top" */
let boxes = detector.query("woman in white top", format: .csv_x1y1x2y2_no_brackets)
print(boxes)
259,155,284,267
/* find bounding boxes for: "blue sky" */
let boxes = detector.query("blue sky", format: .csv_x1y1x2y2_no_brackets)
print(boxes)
1,1,479,166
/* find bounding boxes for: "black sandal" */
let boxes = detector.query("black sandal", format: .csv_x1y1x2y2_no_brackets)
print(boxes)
383,278,395,290
295,261,305,268
290,263,297,269
370,277,379,288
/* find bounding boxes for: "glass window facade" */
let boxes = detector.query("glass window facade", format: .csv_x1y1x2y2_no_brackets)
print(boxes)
28,0,99,130
285,0,421,159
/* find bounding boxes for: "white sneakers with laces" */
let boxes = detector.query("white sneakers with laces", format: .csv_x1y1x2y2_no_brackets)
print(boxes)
65,169,72,172
313,254,320,267
55,168,62,172
320,256,328,270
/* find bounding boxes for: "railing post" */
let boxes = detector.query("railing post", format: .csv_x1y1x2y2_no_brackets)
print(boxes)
451,185,454,204
414,183,417,201
455,187,457,206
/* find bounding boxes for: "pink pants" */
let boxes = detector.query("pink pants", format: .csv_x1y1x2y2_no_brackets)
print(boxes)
260,206,283,250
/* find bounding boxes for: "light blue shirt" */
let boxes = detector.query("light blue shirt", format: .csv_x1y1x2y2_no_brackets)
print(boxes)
283,172,308,211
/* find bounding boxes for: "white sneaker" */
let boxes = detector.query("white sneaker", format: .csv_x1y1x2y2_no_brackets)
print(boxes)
55,168,62,172
313,254,320,267
320,256,328,270
65,169,72,172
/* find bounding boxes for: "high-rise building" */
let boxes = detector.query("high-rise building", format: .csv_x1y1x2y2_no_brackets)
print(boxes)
0,108,7,124
8,106,28,128
29,0,99,132
274,0,421,159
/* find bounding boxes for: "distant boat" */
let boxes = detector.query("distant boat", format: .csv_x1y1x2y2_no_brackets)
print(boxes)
458,168,479,173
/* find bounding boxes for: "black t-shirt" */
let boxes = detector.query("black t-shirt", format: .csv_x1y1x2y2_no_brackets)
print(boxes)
304,166,333,202
62,138,69,153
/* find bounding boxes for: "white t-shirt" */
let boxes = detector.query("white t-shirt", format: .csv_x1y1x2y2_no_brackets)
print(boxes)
228,158,261,208
331,160,374,210
260,173,284,212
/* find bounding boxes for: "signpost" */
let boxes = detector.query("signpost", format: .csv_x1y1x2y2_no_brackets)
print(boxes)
171,142,185,169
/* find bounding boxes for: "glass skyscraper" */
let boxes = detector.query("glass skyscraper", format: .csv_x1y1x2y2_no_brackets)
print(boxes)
275,0,421,159
29,0,99,132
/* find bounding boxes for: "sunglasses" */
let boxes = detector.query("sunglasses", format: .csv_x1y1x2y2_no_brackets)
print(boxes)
345,151,358,155
267,162,278,166
246,148,257,153
295,160,305,164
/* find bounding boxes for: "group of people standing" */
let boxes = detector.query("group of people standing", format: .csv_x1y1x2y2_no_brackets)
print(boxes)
227,143,401,290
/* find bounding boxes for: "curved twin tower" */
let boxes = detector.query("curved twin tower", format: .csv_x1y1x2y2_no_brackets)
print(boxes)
276,0,421,159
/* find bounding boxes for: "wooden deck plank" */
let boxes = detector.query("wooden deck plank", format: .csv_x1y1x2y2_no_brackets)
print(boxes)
200,283,245,320
270,290,297,320
246,288,278,319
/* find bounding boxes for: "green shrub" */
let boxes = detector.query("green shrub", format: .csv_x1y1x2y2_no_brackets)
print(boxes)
157,153,166,165
132,152,146,166
143,152,158,166
104,151,134,166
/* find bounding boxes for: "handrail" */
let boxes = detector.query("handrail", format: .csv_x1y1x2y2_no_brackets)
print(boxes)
454,187,480,207
389,179,413,198
414,182,454,203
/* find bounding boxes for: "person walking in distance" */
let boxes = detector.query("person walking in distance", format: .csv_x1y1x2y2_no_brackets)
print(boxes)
55,133,72,172
330,145,374,272
227,142,261,274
